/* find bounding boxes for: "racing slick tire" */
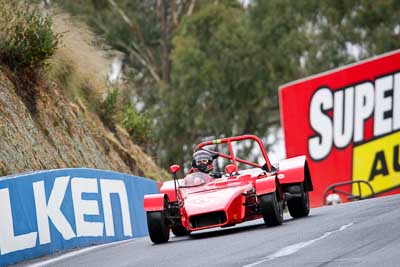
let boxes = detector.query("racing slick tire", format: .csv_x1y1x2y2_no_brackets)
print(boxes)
147,211,170,243
260,190,283,227
287,182,310,218
171,225,190,236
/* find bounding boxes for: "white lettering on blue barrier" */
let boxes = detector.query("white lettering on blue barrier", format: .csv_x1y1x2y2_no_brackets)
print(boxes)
33,176,76,244
0,176,133,256
72,178,104,237
100,179,132,237
0,188,37,255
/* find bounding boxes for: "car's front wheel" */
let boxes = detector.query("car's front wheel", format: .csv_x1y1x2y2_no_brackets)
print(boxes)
147,211,170,244
260,190,283,226
287,182,310,218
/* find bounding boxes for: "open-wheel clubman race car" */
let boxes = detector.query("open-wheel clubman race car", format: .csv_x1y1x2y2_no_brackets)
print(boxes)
144,135,313,243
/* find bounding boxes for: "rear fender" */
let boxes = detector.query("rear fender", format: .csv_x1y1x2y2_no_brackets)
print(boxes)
277,156,313,191
144,194,168,212
256,176,277,196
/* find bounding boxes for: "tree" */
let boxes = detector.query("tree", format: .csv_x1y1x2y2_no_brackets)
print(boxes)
249,0,400,76
56,0,198,104
159,1,279,167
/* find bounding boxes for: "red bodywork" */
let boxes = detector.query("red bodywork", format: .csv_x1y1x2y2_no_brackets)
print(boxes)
144,135,313,233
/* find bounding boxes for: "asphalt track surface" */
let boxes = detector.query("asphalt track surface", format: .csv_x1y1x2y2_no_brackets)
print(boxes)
18,194,400,267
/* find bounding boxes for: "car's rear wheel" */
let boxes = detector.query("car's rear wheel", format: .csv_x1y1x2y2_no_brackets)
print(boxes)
171,225,190,236
260,190,283,226
147,211,170,244
287,182,310,218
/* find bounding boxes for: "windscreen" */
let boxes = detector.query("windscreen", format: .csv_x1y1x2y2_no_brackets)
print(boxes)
180,172,213,187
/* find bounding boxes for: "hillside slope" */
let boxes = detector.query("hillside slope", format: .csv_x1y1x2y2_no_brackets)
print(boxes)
0,69,167,180
0,13,168,181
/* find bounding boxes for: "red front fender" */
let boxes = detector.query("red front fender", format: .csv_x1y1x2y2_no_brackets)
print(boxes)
256,176,277,195
144,194,167,212
277,155,313,191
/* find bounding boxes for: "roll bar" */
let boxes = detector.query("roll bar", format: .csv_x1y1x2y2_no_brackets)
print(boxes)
196,135,272,171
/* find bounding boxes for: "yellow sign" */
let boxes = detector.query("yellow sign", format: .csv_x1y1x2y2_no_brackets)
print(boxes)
352,131,400,197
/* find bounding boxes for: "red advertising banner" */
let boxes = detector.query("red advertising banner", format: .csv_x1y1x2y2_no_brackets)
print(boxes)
279,50,400,207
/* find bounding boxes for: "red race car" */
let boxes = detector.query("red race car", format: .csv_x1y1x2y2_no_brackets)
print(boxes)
144,135,313,243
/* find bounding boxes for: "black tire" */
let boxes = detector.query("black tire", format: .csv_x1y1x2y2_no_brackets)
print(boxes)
147,211,170,244
260,190,283,226
287,182,310,218
171,225,190,236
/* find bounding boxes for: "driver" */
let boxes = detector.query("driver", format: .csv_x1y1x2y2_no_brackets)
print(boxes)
189,150,222,178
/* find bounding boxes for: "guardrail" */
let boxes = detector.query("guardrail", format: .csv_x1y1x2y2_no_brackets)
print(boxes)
323,180,375,205
0,168,158,266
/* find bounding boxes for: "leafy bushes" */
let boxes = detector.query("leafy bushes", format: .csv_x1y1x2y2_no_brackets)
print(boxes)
98,88,120,129
121,105,153,144
0,1,60,70
98,88,153,144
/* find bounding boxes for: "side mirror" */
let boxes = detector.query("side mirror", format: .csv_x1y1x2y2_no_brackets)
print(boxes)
225,164,237,176
169,165,181,174
169,165,181,202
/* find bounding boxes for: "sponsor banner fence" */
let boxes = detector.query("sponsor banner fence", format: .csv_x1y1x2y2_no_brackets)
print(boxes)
279,50,400,207
0,168,158,266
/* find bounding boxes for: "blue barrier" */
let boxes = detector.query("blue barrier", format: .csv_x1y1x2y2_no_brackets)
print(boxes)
0,168,158,266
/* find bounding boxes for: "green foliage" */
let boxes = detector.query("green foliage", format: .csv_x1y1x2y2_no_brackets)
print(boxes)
56,0,400,169
121,105,153,144
0,1,60,70
98,88,120,129
92,87,154,146
97,88,153,145
249,0,400,76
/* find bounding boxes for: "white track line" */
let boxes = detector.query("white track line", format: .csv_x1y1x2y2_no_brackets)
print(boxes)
27,238,136,267
243,222,354,267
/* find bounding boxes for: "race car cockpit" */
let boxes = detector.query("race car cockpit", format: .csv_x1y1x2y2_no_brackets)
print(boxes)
180,172,213,187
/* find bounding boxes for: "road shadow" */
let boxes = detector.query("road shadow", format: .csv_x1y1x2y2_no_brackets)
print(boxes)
168,213,320,243
187,218,293,240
